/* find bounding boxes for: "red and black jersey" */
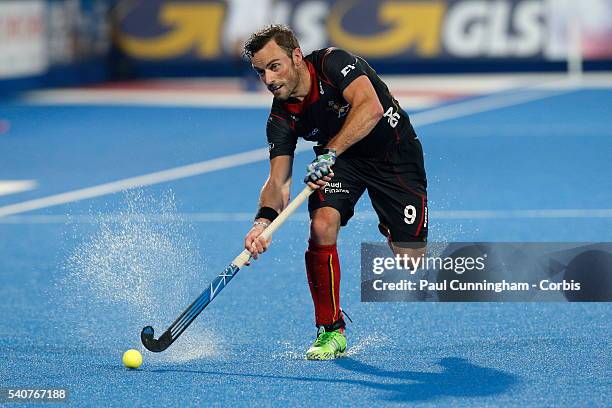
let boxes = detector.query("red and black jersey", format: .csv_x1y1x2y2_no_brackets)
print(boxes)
266,47,419,159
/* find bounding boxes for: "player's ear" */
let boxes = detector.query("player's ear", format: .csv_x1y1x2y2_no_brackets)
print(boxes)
292,48,303,66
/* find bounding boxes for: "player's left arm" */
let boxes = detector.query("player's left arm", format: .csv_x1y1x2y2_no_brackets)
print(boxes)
303,49,383,187
325,76,384,155
303,76,383,187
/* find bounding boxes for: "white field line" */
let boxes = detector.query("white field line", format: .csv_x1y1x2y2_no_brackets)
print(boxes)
22,73,612,108
0,142,308,218
23,90,447,110
24,90,276,108
0,180,37,197
410,86,571,127
1,209,611,224
0,82,575,218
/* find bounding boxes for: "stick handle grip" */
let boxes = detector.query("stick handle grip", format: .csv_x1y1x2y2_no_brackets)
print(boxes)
231,186,315,268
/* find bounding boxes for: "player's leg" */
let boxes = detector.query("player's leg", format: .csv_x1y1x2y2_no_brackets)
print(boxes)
309,207,341,245
305,157,365,360
367,137,428,267
373,180,427,269
306,207,343,328
380,223,427,270
304,207,345,359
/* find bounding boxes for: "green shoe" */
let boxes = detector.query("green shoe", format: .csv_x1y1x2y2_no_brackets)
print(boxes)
306,328,347,360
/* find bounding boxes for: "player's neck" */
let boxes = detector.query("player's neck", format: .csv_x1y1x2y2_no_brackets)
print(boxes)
292,64,312,102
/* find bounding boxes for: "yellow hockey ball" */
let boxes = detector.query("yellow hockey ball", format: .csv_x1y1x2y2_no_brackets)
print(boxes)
122,349,142,369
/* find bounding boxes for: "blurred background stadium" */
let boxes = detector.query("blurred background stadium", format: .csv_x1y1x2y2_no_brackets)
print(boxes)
1,0,611,94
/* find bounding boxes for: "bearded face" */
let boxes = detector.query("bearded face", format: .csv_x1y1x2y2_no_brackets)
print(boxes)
251,40,303,101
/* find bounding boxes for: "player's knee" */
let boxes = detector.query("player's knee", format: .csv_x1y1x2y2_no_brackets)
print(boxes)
391,245,425,258
310,208,341,245
390,244,426,270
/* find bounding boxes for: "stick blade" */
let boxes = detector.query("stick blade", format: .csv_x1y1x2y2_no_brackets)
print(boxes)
141,326,173,353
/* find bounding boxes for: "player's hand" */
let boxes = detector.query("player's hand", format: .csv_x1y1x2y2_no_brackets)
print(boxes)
244,222,272,264
304,148,336,189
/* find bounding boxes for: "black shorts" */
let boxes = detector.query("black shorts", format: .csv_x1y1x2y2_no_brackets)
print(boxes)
308,137,428,243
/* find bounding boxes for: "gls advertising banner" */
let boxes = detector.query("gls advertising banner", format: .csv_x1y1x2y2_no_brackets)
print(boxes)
115,0,612,63
0,1,47,79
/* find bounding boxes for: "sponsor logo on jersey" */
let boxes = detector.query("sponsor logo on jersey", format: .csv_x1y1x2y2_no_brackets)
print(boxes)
383,106,400,128
268,142,275,151
340,60,357,77
324,181,349,195
327,100,351,118
318,80,324,95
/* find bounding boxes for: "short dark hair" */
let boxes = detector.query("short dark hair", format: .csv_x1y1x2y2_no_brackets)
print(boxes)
242,24,300,59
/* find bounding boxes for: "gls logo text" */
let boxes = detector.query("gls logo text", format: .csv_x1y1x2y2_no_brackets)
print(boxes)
283,0,546,59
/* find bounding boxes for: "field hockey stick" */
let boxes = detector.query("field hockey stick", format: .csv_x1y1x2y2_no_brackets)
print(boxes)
141,186,315,352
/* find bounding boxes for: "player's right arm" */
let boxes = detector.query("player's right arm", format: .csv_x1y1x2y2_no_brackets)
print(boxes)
244,109,297,260
245,155,293,258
